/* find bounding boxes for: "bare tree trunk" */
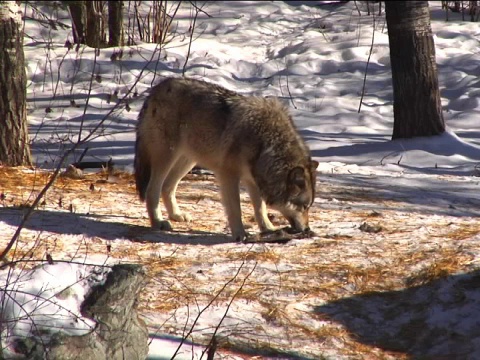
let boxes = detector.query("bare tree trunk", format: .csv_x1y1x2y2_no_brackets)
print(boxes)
385,1,445,139
152,1,169,44
108,0,124,46
86,1,106,48
0,2,32,166
68,0,87,44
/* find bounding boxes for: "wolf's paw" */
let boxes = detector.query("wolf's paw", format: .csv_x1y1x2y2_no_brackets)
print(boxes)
169,212,192,222
152,219,173,231
232,231,249,243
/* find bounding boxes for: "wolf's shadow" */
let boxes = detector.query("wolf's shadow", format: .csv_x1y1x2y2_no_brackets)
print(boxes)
0,207,232,245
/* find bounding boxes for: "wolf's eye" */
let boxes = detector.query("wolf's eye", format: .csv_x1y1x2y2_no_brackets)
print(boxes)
291,199,308,211
296,203,308,212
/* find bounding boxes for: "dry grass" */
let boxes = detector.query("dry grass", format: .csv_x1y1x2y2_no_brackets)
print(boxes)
441,222,480,240
405,248,471,287
1,165,479,359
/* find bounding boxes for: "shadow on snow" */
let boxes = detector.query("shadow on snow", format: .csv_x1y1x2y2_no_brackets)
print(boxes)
314,269,480,358
0,207,232,246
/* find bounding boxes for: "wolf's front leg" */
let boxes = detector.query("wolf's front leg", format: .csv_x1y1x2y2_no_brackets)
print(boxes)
217,173,246,242
245,181,276,233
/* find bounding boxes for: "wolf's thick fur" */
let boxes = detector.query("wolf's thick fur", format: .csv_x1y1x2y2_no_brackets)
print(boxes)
135,77,318,241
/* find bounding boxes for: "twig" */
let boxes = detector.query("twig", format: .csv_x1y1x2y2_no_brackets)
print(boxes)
202,260,258,359
285,63,297,109
151,2,182,86
0,40,164,262
0,161,65,261
77,47,99,144
358,11,376,113
11,102,144,264
188,0,212,18
206,336,217,360
353,0,362,16
182,3,201,76
170,257,256,359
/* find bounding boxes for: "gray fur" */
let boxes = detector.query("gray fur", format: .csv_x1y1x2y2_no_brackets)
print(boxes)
134,77,318,241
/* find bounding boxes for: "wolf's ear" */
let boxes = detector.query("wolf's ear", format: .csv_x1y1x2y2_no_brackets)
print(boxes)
310,160,319,170
288,167,306,189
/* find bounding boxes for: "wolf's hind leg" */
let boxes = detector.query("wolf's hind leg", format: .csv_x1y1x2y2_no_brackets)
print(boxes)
162,156,195,222
145,153,180,231
245,181,276,233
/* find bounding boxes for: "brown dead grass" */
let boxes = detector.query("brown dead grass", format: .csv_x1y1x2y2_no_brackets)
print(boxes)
441,222,480,240
405,248,472,287
1,165,479,359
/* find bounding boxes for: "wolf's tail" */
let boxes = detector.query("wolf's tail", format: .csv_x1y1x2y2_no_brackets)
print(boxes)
134,107,150,202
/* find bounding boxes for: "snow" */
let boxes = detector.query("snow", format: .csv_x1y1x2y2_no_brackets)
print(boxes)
2,1,480,359
1,262,107,336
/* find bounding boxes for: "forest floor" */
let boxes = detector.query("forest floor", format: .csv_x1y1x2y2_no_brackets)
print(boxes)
1,165,480,359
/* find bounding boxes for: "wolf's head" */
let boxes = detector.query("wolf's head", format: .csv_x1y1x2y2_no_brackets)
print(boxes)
269,159,319,233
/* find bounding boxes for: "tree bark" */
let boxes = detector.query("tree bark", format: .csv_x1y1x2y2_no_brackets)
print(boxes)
68,1,87,44
385,1,445,140
0,2,32,166
86,1,106,48
108,1,123,46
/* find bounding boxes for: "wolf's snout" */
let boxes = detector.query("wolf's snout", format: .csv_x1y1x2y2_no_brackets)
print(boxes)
287,212,309,233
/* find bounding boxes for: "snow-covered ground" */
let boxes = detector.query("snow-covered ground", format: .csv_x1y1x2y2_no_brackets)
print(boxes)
2,1,480,359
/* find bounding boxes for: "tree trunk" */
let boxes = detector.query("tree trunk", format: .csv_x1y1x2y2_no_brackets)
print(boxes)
0,2,32,166
86,1,106,48
152,2,169,44
385,1,445,140
68,1,87,44
108,1,123,46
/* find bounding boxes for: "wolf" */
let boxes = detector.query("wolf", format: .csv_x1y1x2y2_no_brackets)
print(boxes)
134,77,318,242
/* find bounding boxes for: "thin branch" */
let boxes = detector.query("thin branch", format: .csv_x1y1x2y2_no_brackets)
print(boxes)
151,1,182,86
188,0,212,18
182,5,200,76
0,40,164,262
170,257,255,359
353,0,362,16
202,260,258,359
285,63,297,109
77,48,99,144
358,11,376,113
